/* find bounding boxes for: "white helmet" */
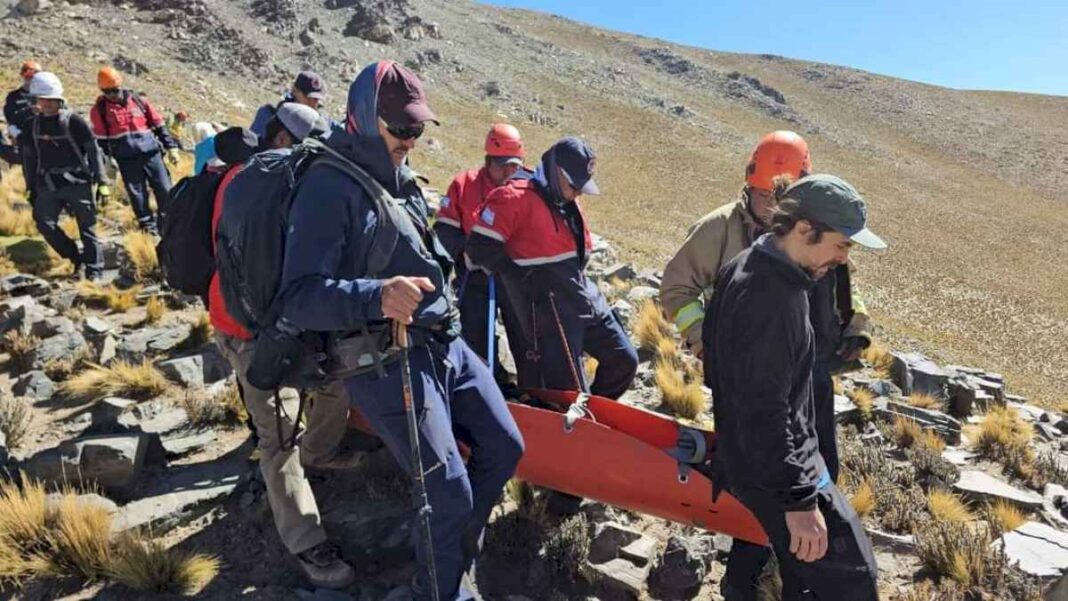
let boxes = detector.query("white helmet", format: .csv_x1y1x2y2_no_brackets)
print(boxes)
29,71,64,101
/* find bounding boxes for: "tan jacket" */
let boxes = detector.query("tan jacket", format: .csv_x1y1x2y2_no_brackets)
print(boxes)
660,196,871,353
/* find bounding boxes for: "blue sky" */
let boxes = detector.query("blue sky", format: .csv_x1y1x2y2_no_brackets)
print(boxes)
483,0,1068,97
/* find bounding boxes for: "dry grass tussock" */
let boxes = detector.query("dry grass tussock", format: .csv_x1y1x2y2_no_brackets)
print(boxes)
892,417,946,453
847,387,875,423
109,534,219,595
654,361,705,420
180,387,245,429
0,476,218,591
59,361,170,403
861,341,894,376
76,281,141,313
928,490,973,525
180,311,214,351
144,296,166,325
0,250,17,276
985,500,1027,535
849,479,875,519
2,330,39,373
633,299,673,351
0,171,35,238
0,396,32,450
970,406,1036,480
122,231,159,282
907,393,943,411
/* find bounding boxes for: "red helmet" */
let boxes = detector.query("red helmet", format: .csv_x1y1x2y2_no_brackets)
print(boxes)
484,123,524,158
20,60,41,79
745,131,812,191
176,111,189,121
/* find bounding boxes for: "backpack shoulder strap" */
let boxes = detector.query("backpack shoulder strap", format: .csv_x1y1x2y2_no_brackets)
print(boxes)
303,139,419,278
59,110,88,171
129,92,152,124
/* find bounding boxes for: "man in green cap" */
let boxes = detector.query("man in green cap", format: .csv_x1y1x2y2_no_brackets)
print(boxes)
703,174,883,600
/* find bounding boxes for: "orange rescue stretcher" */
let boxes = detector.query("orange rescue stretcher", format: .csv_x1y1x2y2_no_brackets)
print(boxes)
348,388,768,546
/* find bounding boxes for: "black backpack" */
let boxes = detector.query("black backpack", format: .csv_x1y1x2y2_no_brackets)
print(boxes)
157,170,224,296
215,137,404,334
156,127,259,296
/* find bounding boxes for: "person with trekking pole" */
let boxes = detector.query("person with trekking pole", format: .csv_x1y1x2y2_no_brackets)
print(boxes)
274,59,523,600
434,123,528,390
466,137,638,400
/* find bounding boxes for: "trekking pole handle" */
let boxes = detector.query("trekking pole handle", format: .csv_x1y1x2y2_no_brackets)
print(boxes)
395,321,410,349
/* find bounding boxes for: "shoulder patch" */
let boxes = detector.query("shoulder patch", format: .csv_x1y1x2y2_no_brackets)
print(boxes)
440,196,451,208
480,207,495,226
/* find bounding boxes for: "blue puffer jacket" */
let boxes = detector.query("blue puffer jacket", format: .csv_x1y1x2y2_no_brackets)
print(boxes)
277,64,456,336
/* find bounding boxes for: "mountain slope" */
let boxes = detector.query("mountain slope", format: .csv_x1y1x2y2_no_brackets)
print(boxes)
2,0,1065,404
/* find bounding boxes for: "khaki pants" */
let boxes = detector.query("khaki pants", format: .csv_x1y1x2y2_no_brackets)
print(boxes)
215,333,350,555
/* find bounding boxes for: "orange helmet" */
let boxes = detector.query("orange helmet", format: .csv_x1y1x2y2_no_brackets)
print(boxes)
176,111,189,121
97,66,123,90
20,60,41,78
484,123,524,158
745,130,812,191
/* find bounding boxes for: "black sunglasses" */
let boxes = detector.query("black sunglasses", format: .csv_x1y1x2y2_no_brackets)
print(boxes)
102,87,121,95
385,121,425,141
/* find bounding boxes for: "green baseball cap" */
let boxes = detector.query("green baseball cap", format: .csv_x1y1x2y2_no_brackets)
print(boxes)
784,174,887,249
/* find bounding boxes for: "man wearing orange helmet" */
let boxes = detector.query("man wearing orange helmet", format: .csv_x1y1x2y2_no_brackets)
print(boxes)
662,131,874,598
90,66,180,235
434,123,527,379
3,61,42,170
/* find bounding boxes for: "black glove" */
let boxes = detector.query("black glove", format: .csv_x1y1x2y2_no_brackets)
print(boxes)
836,336,870,363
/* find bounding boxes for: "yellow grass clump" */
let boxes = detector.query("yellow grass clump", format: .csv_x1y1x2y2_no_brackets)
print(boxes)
907,393,943,411
633,299,673,351
861,340,894,375
144,296,166,325
848,387,875,423
0,396,32,450
0,477,49,552
0,187,35,237
122,230,159,281
109,534,219,595
849,479,876,519
928,490,973,525
76,281,142,313
986,500,1027,535
655,361,705,420
181,311,214,350
59,360,170,403
0,249,17,276
892,416,922,449
2,329,39,372
655,336,680,367
915,520,992,588
970,406,1034,471
46,492,114,581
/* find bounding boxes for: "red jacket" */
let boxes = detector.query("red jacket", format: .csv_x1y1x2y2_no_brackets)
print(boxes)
208,164,251,341
90,90,177,159
438,167,496,235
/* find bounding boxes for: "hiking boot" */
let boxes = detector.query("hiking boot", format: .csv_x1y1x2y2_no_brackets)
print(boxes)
295,541,355,589
302,447,366,472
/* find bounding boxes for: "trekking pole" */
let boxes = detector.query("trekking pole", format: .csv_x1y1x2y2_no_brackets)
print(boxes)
395,322,441,601
486,275,497,368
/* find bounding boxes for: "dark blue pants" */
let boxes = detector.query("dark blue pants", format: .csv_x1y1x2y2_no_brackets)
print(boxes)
722,485,878,601
345,337,524,600
517,304,638,400
33,183,102,277
723,359,841,597
117,151,171,234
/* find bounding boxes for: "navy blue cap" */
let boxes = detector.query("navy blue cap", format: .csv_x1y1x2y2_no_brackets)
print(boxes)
294,71,325,100
551,136,599,195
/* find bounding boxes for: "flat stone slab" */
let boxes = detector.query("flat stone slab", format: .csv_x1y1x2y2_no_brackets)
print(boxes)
941,447,976,466
114,457,246,533
954,470,1044,509
995,521,1068,577
588,556,648,597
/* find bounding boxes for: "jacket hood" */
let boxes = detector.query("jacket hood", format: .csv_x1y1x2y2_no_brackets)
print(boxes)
340,61,413,193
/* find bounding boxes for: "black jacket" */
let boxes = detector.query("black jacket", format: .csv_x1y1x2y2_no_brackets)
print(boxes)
22,110,105,197
703,235,826,511
3,86,36,134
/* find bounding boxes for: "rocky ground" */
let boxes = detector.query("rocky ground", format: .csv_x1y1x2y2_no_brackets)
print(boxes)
2,189,1068,599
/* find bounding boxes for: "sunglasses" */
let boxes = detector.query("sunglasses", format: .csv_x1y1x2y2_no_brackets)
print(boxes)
102,87,121,95
383,120,425,141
